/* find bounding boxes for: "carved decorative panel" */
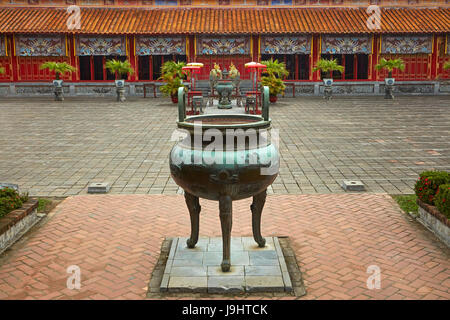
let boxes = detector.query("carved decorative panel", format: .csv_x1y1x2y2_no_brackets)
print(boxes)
76,36,126,56
15,35,66,56
261,35,311,54
381,35,432,54
135,36,185,55
197,37,250,55
321,35,372,54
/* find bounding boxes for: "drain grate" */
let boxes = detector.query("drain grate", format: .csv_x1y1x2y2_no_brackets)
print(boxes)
87,182,110,194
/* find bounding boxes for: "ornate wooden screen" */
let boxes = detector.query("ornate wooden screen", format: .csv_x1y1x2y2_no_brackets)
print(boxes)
378,54,429,80
13,34,70,81
17,56,71,81
0,57,11,81
0,36,9,81
435,34,449,80
195,36,251,80
437,56,450,79
195,55,250,80
378,35,432,80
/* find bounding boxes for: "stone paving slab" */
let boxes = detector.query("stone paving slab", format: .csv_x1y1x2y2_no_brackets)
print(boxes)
0,96,449,196
0,194,449,300
161,237,290,293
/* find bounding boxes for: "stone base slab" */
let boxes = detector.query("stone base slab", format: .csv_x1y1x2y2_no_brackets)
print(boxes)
160,237,293,294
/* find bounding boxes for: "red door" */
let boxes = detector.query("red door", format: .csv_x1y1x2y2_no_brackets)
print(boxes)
195,55,251,80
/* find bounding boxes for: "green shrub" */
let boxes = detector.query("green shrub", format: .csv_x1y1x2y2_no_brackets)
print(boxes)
0,187,28,219
414,171,450,205
435,184,450,219
392,194,418,215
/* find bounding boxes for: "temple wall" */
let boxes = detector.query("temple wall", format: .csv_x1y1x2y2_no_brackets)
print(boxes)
1,80,449,97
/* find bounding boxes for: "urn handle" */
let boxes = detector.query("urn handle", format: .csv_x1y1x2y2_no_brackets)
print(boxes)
178,86,186,122
262,85,269,121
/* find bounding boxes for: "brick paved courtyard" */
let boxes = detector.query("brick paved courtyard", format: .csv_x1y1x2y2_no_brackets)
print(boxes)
0,194,448,300
0,96,449,196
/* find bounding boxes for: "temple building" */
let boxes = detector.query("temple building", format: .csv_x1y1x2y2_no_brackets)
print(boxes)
0,0,449,96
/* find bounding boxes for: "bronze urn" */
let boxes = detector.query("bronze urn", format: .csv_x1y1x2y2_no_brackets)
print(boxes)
169,87,279,271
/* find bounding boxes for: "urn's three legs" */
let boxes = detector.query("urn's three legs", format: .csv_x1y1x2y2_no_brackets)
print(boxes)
251,189,267,247
185,190,265,272
219,195,232,272
185,192,201,248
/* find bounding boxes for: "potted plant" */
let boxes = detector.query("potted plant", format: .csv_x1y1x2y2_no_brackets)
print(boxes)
159,61,186,104
261,76,285,103
375,58,405,99
313,58,344,100
444,62,450,71
39,62,76,101
261,58,289,103
105,59,134,102
160,77,186,104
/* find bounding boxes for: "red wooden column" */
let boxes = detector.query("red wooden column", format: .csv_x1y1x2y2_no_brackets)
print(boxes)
311,35,320,81
10,34,19,82
189,35,196,62
252,35,259,62
2,35,13,82
371,34,380,81
430,34,438,80
128,35,137,81
69,34,78,82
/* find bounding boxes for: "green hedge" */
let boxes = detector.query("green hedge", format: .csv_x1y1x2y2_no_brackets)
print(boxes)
435,184,450,219
414,171,450,205
0,187,28,219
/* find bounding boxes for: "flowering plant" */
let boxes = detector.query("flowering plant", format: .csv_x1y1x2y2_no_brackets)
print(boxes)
0,187,29,218
435,184,450,219
414,171,450,205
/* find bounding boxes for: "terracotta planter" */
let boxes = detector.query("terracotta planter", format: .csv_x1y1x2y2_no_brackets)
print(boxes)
269,95,277,103
171,95,178,104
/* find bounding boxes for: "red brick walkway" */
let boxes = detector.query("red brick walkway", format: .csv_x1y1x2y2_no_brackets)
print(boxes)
0,194,448,300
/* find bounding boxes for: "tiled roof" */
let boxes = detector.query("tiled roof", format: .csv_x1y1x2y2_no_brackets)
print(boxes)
0,7,448,34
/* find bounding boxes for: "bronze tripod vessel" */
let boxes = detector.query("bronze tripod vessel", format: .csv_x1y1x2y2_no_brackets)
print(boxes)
169,87,279,272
